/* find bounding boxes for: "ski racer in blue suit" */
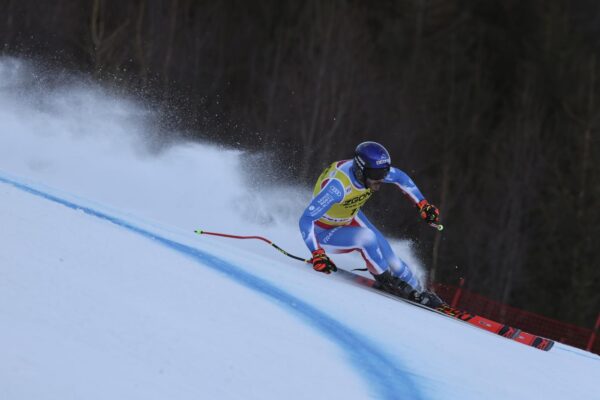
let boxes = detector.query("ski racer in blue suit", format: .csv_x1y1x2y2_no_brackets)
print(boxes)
299,141,445,307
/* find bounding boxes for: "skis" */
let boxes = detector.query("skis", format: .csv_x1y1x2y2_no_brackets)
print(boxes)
193,228,555,351
334,268,554,352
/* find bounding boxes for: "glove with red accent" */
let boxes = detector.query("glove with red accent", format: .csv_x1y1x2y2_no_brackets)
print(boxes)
311,249,337,274
417,199,440,224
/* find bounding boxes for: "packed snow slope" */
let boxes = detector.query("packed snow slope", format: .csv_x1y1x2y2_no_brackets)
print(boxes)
1,57,599,400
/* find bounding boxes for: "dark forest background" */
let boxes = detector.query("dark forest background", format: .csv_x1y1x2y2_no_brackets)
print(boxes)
1,0,598,327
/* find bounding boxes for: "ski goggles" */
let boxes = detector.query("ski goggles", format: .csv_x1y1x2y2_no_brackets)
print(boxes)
364,166,390,181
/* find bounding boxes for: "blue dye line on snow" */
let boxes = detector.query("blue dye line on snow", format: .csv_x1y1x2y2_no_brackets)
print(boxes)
0,174,423,400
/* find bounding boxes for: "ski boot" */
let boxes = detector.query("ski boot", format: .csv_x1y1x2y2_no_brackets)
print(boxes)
374,270,446,308
410,290,446,309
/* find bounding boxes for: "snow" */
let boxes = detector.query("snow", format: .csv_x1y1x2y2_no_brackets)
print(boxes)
0,57,599,400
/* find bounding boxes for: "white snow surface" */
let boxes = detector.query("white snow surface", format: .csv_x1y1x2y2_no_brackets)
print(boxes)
0,57,599,400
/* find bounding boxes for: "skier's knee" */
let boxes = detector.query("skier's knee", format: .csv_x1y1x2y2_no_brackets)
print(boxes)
357,228,377,247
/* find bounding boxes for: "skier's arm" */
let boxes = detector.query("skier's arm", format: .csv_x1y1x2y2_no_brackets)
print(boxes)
384,167,440,224
299,179,345,252
384,167,425,205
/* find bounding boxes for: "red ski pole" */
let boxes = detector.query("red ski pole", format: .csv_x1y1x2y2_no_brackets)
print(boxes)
194,229,311,263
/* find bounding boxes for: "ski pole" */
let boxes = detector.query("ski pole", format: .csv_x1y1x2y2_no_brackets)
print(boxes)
429,223,444,231
194,229,311,263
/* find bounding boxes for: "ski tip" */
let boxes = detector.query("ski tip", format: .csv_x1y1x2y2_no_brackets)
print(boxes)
194,229,203,235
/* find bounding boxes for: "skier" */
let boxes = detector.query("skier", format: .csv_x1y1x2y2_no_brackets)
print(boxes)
299,141,445,307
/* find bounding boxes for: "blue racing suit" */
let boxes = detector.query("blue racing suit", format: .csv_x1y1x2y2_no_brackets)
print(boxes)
299,159,425,290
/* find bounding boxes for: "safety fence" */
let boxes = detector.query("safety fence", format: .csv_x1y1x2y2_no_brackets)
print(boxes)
433,279,600,355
